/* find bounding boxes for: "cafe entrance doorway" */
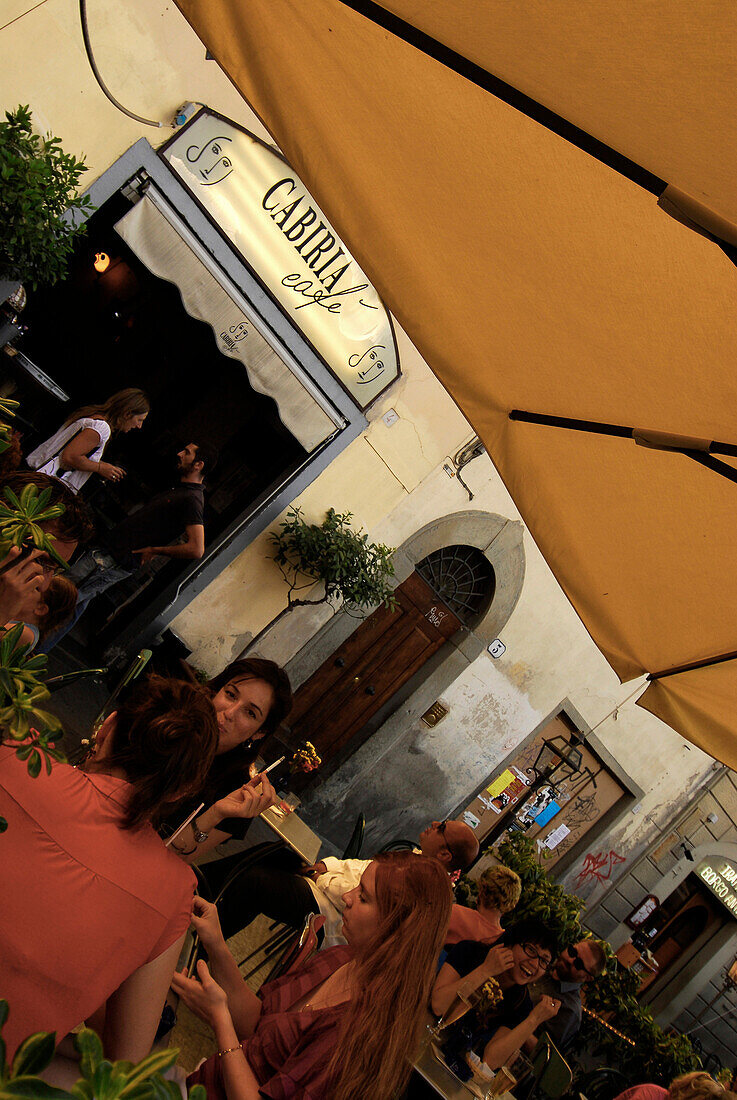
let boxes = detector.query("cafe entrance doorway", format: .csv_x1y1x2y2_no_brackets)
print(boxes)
637,875,727,1003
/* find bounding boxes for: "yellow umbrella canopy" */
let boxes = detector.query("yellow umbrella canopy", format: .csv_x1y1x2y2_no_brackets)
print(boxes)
174,0,737,765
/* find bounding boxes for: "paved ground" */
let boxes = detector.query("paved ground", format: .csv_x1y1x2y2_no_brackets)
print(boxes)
167,913,282,1073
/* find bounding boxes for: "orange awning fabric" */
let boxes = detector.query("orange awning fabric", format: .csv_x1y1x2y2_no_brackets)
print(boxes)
174,0,737,766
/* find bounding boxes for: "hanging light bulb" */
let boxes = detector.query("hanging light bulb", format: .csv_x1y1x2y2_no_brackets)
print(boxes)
94,252,110,273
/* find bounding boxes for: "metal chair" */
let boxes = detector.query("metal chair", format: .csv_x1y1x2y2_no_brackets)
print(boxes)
68,648,152,765
576,1067,629,1100
185,840,285,977
379,838,416,853
268,912,326,981
341,812,365,858
529,1034,573,1100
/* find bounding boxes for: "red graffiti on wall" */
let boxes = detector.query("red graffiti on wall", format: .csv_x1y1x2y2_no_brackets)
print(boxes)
574,849,626,890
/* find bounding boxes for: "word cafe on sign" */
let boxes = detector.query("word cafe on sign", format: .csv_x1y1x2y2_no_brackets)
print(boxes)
162,108,399,408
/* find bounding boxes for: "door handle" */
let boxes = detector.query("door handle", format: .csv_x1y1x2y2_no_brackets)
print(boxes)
365,685,376,696
334,657,345,668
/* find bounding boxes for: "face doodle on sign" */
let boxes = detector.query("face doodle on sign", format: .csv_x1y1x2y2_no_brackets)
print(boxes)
186,136,234,185
348,345,386,384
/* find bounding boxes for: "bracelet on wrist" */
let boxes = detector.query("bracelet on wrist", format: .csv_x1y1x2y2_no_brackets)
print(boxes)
217,1045,243,1058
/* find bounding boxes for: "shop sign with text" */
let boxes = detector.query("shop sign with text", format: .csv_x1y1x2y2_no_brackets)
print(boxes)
697,859,737,917
162,109,399,407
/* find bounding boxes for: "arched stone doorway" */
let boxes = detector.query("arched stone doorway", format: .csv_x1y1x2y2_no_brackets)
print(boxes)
287,510,525,849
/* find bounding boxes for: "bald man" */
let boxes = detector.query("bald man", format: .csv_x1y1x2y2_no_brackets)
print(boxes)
204,817,479,949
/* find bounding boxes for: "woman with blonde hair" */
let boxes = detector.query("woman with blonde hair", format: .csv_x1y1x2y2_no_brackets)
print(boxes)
27,387,149,493
446,863,522,945
615,1071,736,1100
173,852,453,1100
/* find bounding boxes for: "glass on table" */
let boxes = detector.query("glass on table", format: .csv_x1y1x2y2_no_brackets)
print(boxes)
428,978,481,1042
484,1050,533,1098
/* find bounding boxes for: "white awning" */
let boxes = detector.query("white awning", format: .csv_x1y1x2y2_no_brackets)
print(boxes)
115,192,338,452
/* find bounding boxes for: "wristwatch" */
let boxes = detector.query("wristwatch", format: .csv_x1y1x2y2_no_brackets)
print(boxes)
192,819,209,844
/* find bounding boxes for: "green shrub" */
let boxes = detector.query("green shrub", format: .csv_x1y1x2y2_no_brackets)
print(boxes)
0,104,92,289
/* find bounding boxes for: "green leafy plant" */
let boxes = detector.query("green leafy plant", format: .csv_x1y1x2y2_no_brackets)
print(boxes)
0,482,70,568
0,1003,206,1099
270,507,397,613
0,104,93,289
579,960,701,1084
0,397,19,455
456,832,586,955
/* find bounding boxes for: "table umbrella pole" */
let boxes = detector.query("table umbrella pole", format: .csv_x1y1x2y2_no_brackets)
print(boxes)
509,410,737,485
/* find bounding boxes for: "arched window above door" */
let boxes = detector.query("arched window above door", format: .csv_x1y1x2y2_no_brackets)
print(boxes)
416,544,495,627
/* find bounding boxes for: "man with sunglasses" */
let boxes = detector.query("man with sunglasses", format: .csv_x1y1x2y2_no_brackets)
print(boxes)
526,937,606,1051
203,815,479,951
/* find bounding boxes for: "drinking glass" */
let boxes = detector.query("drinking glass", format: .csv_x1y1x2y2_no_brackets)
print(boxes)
428,980,480,1043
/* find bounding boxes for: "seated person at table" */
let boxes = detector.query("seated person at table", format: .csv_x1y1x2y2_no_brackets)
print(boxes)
447,864,522,946
615,1072,737,1100
431,918,560,1075
0,470,93,629
526,936,606,1051
203,816,479,947
164,657,292,860
173,852,453,1100
0,675,218,1066
7,574,78,651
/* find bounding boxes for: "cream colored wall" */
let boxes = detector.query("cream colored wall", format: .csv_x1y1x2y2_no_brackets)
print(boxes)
1,0,273,180
3,0,716,890
287,434,714,886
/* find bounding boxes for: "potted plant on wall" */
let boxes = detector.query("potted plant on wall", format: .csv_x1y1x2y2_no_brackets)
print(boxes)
243,506,397,656
0,105,92,347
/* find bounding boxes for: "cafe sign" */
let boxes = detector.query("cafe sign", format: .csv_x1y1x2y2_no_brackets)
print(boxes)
697,859,737,917
161,108,399,408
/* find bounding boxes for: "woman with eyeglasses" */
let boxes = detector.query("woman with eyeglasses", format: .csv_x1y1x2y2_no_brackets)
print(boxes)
431,918,560,1076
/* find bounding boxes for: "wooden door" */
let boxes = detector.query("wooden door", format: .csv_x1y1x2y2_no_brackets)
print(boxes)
288,571,462,766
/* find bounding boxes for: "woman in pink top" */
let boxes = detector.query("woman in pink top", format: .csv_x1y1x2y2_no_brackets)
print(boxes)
447,863,522,945
0,675,218,1066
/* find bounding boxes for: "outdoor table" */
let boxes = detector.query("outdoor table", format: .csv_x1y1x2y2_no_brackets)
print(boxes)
259,804,322,864
413,1041,513,1100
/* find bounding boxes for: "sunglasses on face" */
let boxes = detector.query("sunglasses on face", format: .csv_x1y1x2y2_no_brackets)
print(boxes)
436,820,464,868
521,943,552,971
566,945,595,977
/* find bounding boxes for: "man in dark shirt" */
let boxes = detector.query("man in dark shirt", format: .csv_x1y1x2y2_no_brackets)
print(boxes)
526,937,606,1051
52,441,216,643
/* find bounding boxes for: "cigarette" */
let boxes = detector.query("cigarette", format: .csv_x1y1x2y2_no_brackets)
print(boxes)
262,755,286,776
165,802,205,847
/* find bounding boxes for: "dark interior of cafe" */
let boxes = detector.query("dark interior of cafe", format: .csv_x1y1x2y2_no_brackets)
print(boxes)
1,188,308,656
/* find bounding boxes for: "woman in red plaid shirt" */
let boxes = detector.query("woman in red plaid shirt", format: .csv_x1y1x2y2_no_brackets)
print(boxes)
174,851,452,1100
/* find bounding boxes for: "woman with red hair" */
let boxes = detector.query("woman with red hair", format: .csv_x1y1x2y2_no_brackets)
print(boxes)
173,852,453,1100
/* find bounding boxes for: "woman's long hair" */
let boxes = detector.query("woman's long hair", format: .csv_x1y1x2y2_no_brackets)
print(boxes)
63,387,149,430
94,674,219,829
326,852,453,1100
